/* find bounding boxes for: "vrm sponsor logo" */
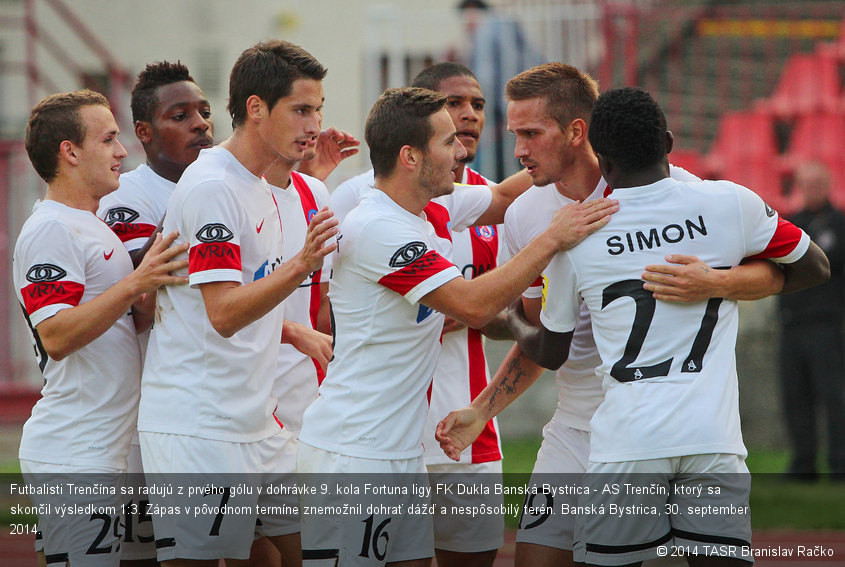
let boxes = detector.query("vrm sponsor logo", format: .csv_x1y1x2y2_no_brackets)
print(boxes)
103,207,139,226
196,223,234,243
389,241,427,268
26,264,67,283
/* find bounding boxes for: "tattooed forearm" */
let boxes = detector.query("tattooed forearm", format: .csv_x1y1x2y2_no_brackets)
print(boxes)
488,350,528,412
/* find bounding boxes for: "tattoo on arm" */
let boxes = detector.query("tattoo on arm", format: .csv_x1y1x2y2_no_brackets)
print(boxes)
488,350,528,412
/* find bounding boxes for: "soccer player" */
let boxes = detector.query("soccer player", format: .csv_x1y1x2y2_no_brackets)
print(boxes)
436,63,790,567
137,41,337,566
297,86,617,567
14,89,188,567
335,62,507,567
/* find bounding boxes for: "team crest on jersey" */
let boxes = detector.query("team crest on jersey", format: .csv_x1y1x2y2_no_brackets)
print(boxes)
307,208,318,223
103,206,139,226
196,223,234,243
26,264,67,283
474,225,496,241
389,241,427,268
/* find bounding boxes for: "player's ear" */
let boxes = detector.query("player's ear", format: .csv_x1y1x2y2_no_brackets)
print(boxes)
398,144,419,172
595,151,612,180
569,118,588,147
665,131,674,155
58,140,79,166
135,120,153,145
245,95,265,123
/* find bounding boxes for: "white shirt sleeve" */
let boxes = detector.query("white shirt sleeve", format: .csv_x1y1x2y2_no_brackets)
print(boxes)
443,184,493,232
538,253,581,333
15,221,87,326
354,218,461,305
181,181,245,286
735,182,810,263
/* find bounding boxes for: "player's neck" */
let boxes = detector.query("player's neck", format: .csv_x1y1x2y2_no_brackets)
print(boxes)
554,160,603,201
264,160,296,189
220,128,279,179
375,173,429,216
147,158,187,184
609,162,669,190
44,179,100,214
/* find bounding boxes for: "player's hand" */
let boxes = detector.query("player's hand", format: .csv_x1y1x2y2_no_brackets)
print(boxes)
296,127,361,181
545,198,618,251
130,231,189,294
296,207,339,274
435,407,487,461
282,320,333,372
642,255,723,302
441,316,467,335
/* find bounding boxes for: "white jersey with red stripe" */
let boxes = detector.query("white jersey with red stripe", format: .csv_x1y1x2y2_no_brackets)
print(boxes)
139,146,285,443
505,165,702,432
423,167,504,464
540,177,810,462
270,171,333,434
299,188,463,460
98,163,171,251
14,200,141,469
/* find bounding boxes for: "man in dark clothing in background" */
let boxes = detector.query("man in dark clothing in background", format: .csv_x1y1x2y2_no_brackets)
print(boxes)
779,161,845,479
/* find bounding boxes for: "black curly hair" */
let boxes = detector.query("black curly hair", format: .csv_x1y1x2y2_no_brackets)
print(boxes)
588,87,667,172
130,61,195,123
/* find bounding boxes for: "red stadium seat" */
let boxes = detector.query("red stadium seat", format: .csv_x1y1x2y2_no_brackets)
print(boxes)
704,110,779,177
762,52,841,118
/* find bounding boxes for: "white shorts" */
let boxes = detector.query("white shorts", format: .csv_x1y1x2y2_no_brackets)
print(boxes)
515,422,590,551
120,439,156,561
298,443,434,566
427,460,504,553
573,454,753,566
139,430,299,561
20,460,125,567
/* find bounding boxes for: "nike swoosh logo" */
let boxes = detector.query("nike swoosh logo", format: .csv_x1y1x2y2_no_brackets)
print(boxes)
256,219,265,233
104,249,114,260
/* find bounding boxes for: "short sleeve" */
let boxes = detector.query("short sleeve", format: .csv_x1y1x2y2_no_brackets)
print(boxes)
181,182,244,286
442,184,493,232
538,253,580,334
356,219,461,305
735,183,810,263
15,222,86,326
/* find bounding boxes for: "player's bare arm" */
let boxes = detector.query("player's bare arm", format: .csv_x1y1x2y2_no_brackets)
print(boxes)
421,198,617,329
642,256,785,302
295,127,361,181
471,168,533,227
779,240,830,293
437,342,545,461
282,319,333,372
37,231,189,360
200,208,338,338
